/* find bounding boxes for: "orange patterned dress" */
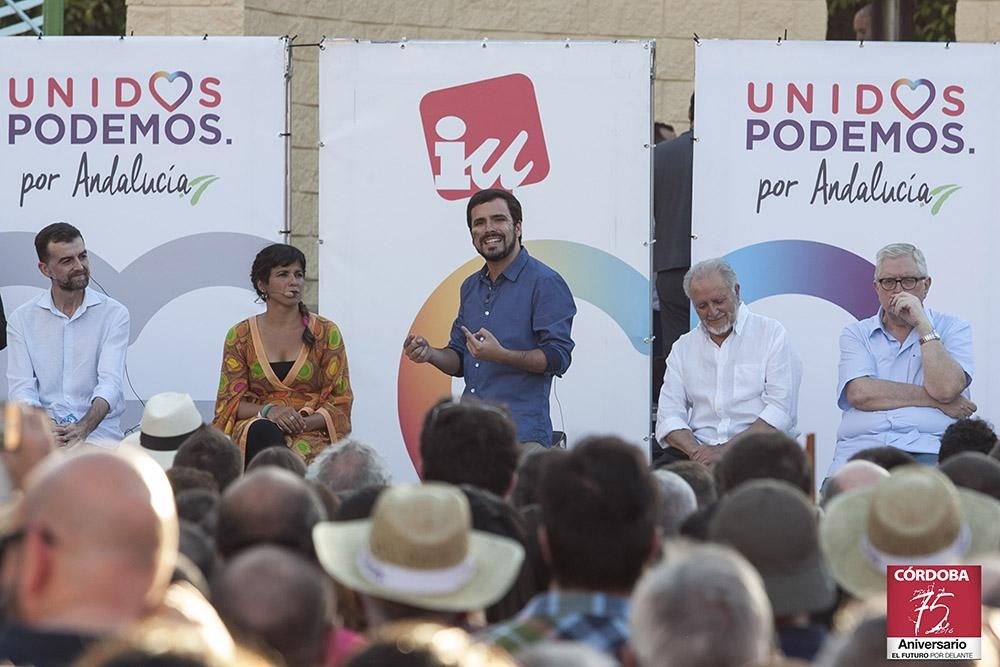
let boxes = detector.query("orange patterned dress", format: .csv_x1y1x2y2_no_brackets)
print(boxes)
213,313,352,463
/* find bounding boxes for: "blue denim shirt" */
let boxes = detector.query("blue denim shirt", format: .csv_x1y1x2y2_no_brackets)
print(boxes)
448,248,575,445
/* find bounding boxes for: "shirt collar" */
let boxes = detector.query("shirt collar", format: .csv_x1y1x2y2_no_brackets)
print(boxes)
37,288,102,318
479,246,530,283
870,307,924,347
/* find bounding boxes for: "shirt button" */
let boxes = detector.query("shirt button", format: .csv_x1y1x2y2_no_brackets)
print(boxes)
470,388,476,394
485,311,490,315
475,363,480,368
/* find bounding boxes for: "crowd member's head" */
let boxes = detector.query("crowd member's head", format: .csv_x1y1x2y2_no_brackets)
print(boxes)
815,614,977,667
245,446,307,477
345,622,515,667
847,444,916,470
215,467,326,560
175,489,219,537
458,485,540,624
167,467,219,496
630,544,773,667
122,392,205,470
178,522,216,584
307,437,391,494
419,400,519,498
821,465,1000,599
4,449,178,635
940,452,1000,501
314,483,524,631
940,417,999,463
652,469,697,537
662,460,717,508
173,425,242,492
539,436,658,593
509,449,554,509
819,459,889,508
714,431,810,496
709,480,835,620
212,545,332,667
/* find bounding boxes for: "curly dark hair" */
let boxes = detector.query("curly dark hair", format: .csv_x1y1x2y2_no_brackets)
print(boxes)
250,243,315,347
940,417,999,463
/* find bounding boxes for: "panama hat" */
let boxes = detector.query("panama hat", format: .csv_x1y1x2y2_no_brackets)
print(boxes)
710,479,836,616
820,464,1000,599
313,483,524,612
122,392,203,469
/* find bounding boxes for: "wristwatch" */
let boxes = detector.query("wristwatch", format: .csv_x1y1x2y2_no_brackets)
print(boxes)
919,331,941,345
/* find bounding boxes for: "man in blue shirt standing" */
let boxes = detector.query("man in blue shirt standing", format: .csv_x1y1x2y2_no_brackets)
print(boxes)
832,242,975,474
404,189,576,451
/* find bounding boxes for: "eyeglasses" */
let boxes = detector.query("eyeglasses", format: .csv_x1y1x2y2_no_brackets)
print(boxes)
875,276,927,291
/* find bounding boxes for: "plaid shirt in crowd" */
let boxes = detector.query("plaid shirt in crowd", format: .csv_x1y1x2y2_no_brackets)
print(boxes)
483,590,630,658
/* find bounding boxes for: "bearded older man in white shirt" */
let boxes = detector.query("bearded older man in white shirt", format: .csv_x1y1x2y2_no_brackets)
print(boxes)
655,258,802,466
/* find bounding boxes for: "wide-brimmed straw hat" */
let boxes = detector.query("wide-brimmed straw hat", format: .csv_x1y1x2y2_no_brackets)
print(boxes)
122,392,203,469
820,464,1000,599
313,483,524,612
710,479,836,616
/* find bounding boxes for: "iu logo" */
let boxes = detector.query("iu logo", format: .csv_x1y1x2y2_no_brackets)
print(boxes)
419,73,550,200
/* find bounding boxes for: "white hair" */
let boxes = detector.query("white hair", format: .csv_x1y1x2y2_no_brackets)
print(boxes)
306,437,391,493
630,544,773,667
875,243,928,278
652,470,697,536
682,258,738,299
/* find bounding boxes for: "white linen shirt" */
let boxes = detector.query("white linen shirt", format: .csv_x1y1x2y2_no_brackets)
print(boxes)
655,303,801,447
6,288,129,443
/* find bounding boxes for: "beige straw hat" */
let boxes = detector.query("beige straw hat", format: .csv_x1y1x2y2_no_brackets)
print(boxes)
313,483,524,612
820,464,1000,598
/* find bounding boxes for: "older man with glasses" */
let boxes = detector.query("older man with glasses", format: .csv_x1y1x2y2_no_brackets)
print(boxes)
832,242,975,474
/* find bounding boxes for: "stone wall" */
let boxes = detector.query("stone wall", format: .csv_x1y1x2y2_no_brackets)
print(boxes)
126,0,827,304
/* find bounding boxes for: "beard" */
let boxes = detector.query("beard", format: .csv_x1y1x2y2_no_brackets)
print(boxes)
703,317,733,337
56,271,89,291
476,236,518,262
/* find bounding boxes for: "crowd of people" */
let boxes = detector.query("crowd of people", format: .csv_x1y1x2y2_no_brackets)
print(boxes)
1,186,998,665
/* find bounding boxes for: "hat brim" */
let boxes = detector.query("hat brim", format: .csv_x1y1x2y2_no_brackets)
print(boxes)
820,485,1000,599
313,520,525,612
760,554,837,616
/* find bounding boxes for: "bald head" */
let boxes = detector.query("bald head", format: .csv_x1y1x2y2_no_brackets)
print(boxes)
15,448,178,629
211,545,332,667
216,467,325,560
821,460,889,508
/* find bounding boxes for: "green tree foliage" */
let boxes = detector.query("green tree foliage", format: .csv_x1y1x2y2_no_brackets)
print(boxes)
827,0,955,41
65,0,126,36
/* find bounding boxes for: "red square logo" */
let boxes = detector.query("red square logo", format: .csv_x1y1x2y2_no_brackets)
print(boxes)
419,73,550,201
886,565,981,660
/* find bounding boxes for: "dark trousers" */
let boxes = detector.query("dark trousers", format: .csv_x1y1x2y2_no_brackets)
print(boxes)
655,268,690,359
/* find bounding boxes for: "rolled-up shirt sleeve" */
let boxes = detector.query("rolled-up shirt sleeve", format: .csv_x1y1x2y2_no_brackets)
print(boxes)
837,324,877,410
91,304,129,413
655,347,692,446
758,325,801,432
533,274,576,376
6,312,41,406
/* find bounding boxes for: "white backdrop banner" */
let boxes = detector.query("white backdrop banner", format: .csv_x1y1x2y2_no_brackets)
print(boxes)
0,36,287,427
319,40,653,481
693,39,996,477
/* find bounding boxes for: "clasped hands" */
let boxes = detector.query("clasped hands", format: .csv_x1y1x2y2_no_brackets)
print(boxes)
265,405,307,434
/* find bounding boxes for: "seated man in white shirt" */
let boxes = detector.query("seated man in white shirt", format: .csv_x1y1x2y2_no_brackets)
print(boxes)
655,258,802,466
6,222,129,446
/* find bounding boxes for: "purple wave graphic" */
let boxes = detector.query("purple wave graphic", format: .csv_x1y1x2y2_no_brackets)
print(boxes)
721,240,878,320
